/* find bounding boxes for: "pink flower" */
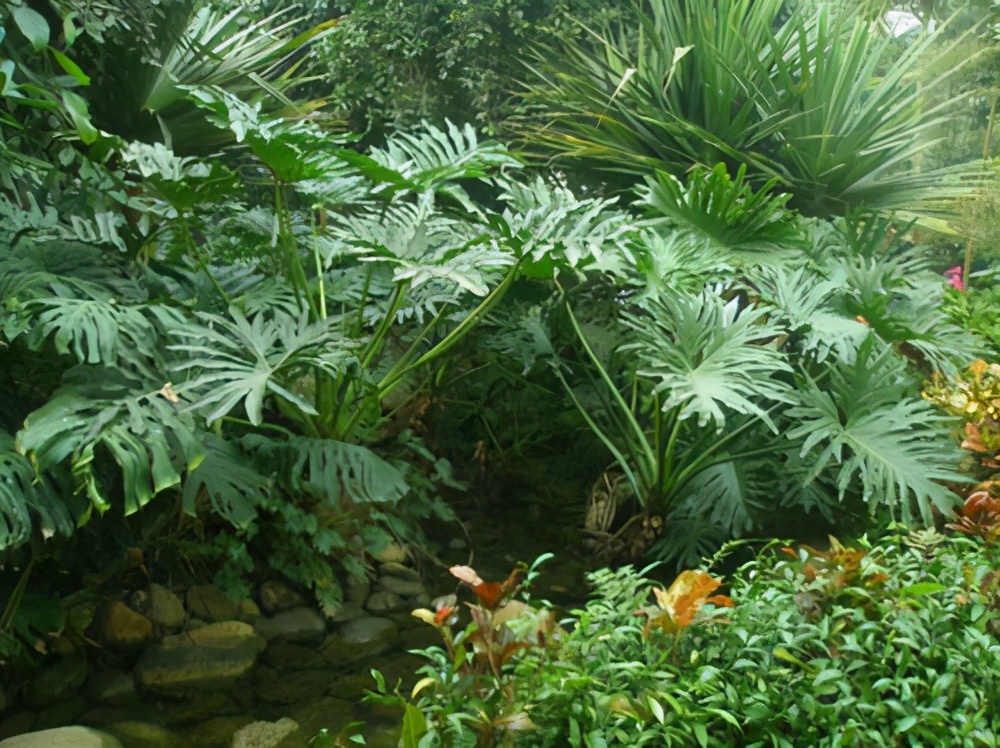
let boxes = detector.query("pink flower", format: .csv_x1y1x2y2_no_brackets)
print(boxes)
944,266,965,292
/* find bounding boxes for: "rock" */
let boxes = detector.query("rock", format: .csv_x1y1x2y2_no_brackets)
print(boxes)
364,590,405,615
134,621,266,697
237,599,260,622
25,656,88,707
189,717,255,748
257,582,303,615
158,693,239,723
230,718,298,748
91,602,153,651
0,726,123,748
321,617,397,666
146,585,185,631
259,641,321,673
253,607,326,643
0,712,36,742
186,586,239,623
326,674,375,701
276,698,354,747
34,695,86,730
329,602,364,623
252,667,335,706
373,543,408,564
76,707,153,729
376,576,425,598
105,722,184,748
85,670,138,707
344,575,371,603
377,562,420,582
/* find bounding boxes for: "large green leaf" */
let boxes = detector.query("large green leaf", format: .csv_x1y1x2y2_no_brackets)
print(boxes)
16,371,206,516
182,436,268,528
243,435,409,508
787,340,964,524
170,308,357,426
624,290,794,431
0,431,75,552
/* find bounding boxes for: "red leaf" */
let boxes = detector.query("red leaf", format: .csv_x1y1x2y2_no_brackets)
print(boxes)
449,564,524,611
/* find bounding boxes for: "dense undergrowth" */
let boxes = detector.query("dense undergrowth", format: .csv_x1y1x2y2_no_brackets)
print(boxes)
2,3,1000,743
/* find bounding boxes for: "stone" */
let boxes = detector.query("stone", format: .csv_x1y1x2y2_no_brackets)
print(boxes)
0,726,123,748
146,585,186,631
189,717,255,748
0,712,36,742
24,656,88,707
320,617,397,666
376,576,425,598
186,586,239,623
329,601,364,623
251,668,334,706
158,692,239,723
85,670,138,707
373,543,408,564
105,722,184,748
364,590,405,615
91,601,153,651
344,575,371,603
326,674,375,701
134,621,266,697
34,695,86,730
76,707,153,729
237,599,260,622
276,698,354,747
230,718,298,748
253,607,326,643
257,582,303,615
259,641,321,673
377,562,420,582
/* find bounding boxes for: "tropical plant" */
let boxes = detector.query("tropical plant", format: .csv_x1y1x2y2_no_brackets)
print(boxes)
524,0,982,218
390,533,1000,747
513,170,970,566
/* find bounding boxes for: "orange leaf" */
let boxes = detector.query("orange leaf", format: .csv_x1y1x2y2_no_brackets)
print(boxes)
449,564,524,611
651,570,732,630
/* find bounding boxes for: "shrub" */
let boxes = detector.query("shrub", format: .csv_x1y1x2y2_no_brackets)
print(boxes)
379,533,1000,747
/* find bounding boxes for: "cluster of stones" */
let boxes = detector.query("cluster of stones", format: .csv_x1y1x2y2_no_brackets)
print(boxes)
0,544,439,748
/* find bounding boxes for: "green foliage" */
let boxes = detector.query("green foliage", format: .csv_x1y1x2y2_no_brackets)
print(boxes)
316,0,625,137
385,533,1000,746
525,0,983,217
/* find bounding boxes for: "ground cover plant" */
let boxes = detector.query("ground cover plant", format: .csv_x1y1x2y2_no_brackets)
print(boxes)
374,530,1000,747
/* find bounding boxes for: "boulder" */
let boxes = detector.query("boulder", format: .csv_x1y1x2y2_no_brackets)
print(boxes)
0,712,36,742
320,617,397,666
230,718,298,748
105,722,184,748
85,669,138,707
146,585,185,631
253,607,326,643
251,668,335,706
376,576,424,598
364,590,405,615
24,656,88,707
237,599,260,622
377,562,420,582
257,582,303,615
344,575,371,604
158,693,239,723
0,726,123,748
134,621,266,697
91,602,153,651
189,717,255,748
328,601,364,624
34,695,86,730
186,586,239,623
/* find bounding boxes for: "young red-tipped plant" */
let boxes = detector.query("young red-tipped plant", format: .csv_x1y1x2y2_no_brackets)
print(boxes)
636,569,734,638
